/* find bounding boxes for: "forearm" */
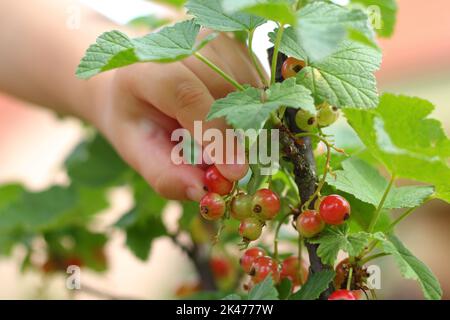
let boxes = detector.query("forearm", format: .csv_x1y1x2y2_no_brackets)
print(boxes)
0,0,126,123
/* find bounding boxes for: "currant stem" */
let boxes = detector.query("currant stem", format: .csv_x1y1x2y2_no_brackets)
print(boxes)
270,24,285,85
194,52,245,91
346,267,353,291
358,252,390,266
295,133,334,211
298,235,305,285
388,203,426,231
368,174,396,233
248,29,268,87
273,212,293,261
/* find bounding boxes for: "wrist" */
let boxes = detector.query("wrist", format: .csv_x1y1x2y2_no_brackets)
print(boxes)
72,72,114,130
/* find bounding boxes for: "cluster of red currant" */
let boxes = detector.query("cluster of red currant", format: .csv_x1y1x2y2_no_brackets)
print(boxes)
199,166,281,242
282,57,339,131
239,247,308,290
297,194,351,238
240,246,359,300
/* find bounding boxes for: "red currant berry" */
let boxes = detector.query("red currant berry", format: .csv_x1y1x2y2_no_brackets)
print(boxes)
296,210,325,238
328,289,358,300
251,256,280,284
199,193,226,221
210,257,232,279
239,217,264,241
240,247,266,274
295,109,317,132
280,256,309,287
319,194,351,225
231,193,253,220
204,166,234,196
317,102,339,127
252,189,280,220
281,57,306,79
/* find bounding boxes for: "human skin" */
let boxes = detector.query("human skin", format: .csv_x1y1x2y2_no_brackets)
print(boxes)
0,0,264,201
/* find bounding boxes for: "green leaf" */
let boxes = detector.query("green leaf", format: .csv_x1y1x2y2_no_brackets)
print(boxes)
269,27,308,61
344,94,450,203
117,207,167,260
127,15,170,29
248,275,279,300
374,233,442,300
271,27,381,108
351,0,398,37
277,278,293,300
115,175,168,260
346,195,392,233
45,227,109,272
154,0,186,8
0,185,109,233
76,20,214,79
309,225,370,265
290,270,335,300
222,0,296,25
207,78,314,131
297,40,381,108
295,1,375,62
326,157,434,209
222,293,243,300
0,184,24,211
186,0,265,32
66,134,127,187
179,201,200,230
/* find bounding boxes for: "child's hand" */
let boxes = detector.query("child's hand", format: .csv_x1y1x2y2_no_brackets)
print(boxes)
93,34,264,201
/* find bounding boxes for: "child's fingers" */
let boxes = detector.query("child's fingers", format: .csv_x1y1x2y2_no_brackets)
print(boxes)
182,45,236,99
116,63,248,182
210,34,264,88
103,97,206,201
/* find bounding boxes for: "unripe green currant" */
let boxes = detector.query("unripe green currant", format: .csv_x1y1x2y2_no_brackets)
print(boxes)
317,102,339,127
199,193,226,221
296,210,325,238
240,247,266,274
252,189,280,220
230,193,253,220
239,217,264,241
281,57,306,79
295,109,317,132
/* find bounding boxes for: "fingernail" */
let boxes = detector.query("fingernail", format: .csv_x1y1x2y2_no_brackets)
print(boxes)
221,164,248,181
187,186,206,202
